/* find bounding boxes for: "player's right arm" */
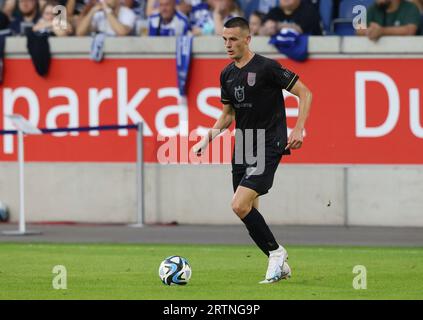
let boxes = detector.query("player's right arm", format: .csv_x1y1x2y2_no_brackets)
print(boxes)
191,103,234,155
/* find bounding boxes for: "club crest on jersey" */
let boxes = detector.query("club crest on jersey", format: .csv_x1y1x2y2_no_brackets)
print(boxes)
247,72,256,86
234,86,245,102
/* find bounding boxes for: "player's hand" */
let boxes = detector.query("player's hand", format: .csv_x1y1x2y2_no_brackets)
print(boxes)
192,138,209,155
286,127,304,150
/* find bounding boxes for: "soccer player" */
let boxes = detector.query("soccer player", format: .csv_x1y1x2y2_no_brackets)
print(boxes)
192,17,312,284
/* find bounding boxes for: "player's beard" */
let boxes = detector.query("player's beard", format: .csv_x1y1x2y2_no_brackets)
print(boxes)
227,50,240,60
233,52,243,60
232,47,247,61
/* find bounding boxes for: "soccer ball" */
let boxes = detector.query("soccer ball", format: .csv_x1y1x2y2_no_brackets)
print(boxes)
0,201,9,222
158,256,192,286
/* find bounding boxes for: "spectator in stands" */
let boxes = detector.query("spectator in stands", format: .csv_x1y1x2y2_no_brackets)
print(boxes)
65,0,97,18
146,0,189,16
147,0,161,15
237,0,277,19
209,0,242,35
71,0,98,34
148,0,189,36
411,0,423,12
248,10,264,35
66,0,91,16
357,0,421,40
123,0,147,18
190,0,242,35
189,0,214,35
9,0,40,35
0,8,10,30
176,0,192,15
119,0,149,35
411,0,423,35
76,0,136,36
306,0,319,11
32,0,72,35
262,0,322,36
2,0,17,19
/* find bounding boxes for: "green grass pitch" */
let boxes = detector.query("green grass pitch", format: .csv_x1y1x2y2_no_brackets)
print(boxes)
0,243,422,300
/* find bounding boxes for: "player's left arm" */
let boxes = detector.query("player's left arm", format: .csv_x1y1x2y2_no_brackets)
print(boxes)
286,80,312,150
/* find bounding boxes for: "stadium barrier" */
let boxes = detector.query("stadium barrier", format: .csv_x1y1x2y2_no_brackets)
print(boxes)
0,122,145,227
0,36,422,226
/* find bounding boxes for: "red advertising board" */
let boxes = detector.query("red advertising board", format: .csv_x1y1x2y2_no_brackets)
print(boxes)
0,58,422,164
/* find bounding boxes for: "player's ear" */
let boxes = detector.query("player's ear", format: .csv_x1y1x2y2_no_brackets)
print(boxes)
246,34,251,44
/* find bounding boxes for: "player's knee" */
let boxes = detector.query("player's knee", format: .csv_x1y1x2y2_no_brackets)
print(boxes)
231,199,252,218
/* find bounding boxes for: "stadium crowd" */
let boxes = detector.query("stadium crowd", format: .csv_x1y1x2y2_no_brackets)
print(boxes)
0,0,421,38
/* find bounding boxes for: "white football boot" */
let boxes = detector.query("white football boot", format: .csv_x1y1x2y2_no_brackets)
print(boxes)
259,245,290,284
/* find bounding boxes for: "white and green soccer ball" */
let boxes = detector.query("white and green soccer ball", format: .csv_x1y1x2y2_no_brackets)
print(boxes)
158,256,191,286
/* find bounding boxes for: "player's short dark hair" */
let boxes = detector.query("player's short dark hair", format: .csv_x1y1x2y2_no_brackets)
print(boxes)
223,17,250,33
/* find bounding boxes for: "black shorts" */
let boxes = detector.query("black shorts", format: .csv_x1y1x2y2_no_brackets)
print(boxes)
232,146,283,196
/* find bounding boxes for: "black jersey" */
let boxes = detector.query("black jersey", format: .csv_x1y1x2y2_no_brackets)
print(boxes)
220,54,298,155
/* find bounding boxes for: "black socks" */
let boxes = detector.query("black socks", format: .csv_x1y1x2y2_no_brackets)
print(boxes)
241,207,279,257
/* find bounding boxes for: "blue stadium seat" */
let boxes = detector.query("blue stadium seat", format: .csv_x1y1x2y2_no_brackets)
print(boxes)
332,0,375,35
319,0,334,35
333,19,356,35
